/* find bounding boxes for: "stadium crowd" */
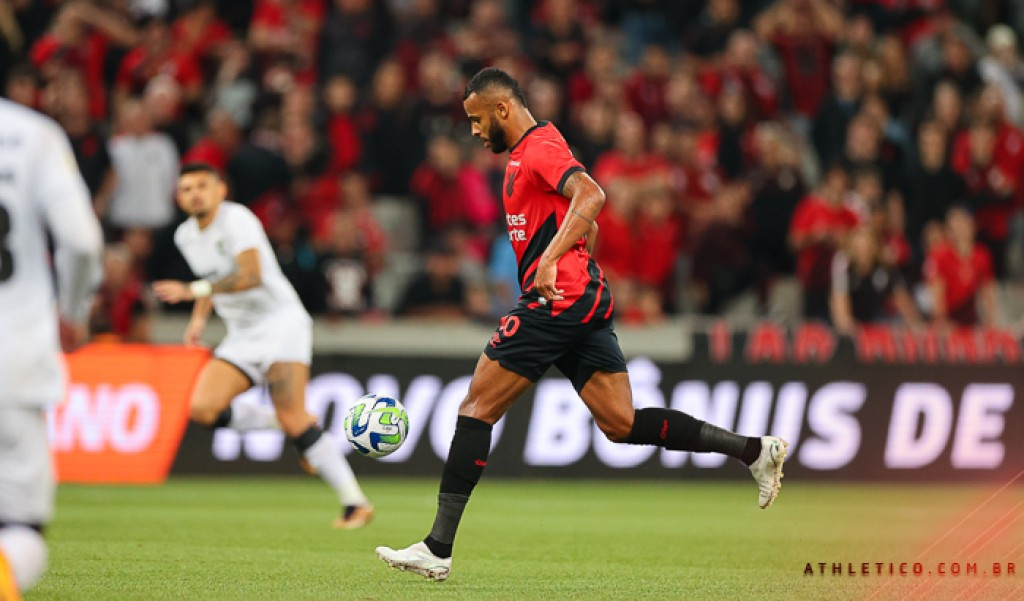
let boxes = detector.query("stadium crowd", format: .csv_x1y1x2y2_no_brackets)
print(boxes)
2,0,1023,339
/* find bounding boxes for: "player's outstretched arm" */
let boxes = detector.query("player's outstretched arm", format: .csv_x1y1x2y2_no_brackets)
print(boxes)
153,249,263,303
535,171,605,302
210,249,262,294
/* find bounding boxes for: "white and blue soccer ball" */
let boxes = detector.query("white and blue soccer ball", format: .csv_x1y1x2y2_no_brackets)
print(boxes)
343,394,409,458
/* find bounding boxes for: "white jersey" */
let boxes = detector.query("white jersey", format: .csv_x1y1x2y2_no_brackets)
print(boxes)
174,201,310,331
107,132,179,228
0,99,103,407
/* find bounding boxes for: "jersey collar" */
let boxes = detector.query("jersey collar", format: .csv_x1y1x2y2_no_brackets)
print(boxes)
509,120,549,153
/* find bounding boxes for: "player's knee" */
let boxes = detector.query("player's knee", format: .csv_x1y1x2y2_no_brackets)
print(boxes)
596,416,633,443
0,526,48,592
458,396,498,424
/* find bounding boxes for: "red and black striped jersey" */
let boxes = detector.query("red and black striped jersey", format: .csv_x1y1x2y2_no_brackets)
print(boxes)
503,121,612,321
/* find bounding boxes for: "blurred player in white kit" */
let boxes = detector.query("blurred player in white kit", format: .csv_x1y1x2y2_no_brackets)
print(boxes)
0,98,103,598
153,162,373,529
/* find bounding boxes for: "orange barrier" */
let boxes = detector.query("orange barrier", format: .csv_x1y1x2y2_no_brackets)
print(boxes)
49,344,208,484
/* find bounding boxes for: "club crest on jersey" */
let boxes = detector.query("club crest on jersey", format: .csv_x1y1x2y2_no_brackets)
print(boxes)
505,168,517,198
216,240,228,256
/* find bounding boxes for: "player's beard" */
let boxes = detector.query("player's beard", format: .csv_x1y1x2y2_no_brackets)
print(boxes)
487,119,509,154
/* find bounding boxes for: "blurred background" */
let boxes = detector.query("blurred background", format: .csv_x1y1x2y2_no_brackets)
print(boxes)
13,9,1024,594
4,0,1024,337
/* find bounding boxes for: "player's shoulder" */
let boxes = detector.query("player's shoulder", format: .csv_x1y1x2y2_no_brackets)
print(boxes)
518,121,575,164
0,99,66,148
219,200,260,223
0,98,60,134
530,121,571,147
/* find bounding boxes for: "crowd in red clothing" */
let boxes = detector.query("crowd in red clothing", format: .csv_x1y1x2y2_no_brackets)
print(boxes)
2,0,1024,333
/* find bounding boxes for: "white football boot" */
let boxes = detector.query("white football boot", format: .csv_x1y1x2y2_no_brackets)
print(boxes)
376,542,452,581
749,436,789,509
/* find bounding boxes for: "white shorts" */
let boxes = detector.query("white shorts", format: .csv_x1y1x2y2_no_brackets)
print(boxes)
214,311,312,386
0,408,54,527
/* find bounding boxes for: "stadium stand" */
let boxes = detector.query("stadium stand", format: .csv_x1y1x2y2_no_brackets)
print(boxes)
4,0,1024,339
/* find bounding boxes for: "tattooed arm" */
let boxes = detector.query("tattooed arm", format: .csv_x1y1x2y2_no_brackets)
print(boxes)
534,171,605,302
210,249,262,293
153,249,262,303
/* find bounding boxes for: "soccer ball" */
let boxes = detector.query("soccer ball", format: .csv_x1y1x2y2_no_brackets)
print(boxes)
344,394,409,458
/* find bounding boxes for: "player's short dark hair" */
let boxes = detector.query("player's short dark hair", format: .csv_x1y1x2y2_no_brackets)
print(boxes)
463,67,527,106
179,162,221,179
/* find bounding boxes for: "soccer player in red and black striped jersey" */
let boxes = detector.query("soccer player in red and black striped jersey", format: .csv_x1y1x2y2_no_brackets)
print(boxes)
376,68,790,581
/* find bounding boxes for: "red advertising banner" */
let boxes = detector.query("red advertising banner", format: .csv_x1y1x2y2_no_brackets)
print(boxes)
49,344,207,484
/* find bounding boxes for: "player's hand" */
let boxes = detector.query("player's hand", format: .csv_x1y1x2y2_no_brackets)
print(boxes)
534,258,564,304
152,280,194,304
59,317,87,353
184,318,206,346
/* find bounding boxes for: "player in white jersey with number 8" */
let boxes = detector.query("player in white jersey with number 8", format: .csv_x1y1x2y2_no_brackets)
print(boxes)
153,162,373,528
0,98,103,599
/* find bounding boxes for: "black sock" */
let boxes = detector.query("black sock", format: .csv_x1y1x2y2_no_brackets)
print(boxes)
624,408,761,464
695,423,762,465
211,407,233,429
290,425,323,453
423,415,492,559
624,408,703,450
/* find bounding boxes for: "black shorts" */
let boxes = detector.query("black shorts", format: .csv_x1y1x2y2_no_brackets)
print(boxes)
483,302,628,393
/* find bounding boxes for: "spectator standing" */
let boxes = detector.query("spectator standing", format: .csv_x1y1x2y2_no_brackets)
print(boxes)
789,164,859,321
697,30,780,122
979,25,1024,125
955,120,1017,277
322,74,362,175
684,0,743,59
755,0,843,126
319,0,392,86
171,0,233,68
830,228,920,334
529,0,587,82
592,111,668,190
622,44,671,128
250,0,327,85
50,70,116,218
923,206,998,329
812,53,863,169
114,15,202,112
358,60,422,195
691,183,755,314
748,123,807,297
29,2,137,119
106,100,179,232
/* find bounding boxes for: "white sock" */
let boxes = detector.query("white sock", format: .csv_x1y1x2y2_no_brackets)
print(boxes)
304,432,368,507
0,526,48,592
228,400,280,431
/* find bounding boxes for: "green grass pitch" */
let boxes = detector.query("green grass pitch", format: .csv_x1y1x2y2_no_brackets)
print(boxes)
29,477,1024,600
